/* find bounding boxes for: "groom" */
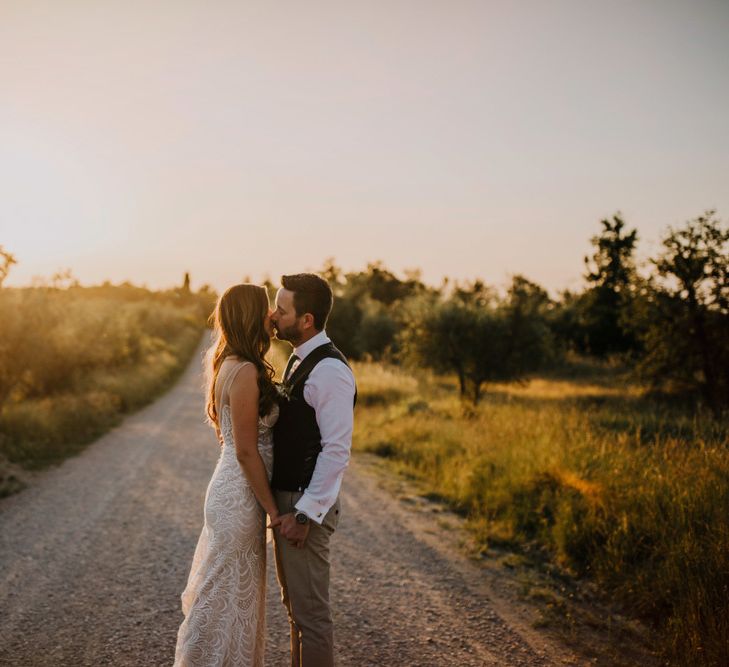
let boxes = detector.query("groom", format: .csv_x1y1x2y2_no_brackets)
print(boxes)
269,273,356,667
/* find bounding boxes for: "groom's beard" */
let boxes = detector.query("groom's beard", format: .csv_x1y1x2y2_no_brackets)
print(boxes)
275,323,303,347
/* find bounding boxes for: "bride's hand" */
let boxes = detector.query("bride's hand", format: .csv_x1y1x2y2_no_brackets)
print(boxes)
267,513,282,529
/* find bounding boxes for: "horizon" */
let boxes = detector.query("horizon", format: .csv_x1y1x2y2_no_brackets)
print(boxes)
1,216,713,298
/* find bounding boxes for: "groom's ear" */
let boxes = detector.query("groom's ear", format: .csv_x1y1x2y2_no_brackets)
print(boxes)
301,312,316,331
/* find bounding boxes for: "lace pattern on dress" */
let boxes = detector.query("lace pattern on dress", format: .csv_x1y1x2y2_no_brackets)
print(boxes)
174,386,277,666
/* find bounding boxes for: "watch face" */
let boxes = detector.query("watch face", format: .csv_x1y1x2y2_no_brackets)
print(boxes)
295,513,308,524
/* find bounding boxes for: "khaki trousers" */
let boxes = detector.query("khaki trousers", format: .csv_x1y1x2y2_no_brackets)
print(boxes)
273,490,340,667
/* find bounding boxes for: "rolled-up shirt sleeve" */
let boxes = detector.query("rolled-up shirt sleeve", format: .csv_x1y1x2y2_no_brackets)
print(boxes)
294,358,356,524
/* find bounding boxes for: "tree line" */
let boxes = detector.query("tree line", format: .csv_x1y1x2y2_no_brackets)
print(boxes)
316,210,728,415
3,208,727,416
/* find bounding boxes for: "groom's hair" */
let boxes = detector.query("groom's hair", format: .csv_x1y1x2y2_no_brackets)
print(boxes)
281,273,333,331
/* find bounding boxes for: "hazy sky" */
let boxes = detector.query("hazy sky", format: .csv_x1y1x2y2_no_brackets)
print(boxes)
1,1,728,294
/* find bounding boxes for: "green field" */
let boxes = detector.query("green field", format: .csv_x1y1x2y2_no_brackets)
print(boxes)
352,361,729,666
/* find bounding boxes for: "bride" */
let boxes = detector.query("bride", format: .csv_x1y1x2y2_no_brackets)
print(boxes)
174,284,281,667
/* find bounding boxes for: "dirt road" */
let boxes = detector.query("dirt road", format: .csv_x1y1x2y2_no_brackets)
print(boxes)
0,345,581,666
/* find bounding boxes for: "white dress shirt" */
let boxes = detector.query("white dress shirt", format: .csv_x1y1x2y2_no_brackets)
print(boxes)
288,330,356,524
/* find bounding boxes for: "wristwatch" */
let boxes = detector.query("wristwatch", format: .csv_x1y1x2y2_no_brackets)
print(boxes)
294,511,310,525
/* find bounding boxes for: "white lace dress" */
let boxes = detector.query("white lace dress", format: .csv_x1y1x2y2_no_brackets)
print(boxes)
174,384,279,667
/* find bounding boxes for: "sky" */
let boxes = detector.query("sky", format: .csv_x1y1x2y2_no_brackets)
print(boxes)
1,0,728,295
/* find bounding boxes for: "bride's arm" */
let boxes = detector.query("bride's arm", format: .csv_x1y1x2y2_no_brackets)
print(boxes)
228,364,279,520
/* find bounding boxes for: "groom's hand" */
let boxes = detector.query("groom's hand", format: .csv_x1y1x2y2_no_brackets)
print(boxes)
278,513,310,548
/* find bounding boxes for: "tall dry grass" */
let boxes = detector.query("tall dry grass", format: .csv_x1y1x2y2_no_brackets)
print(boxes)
352,361,729,666
0,285,213,489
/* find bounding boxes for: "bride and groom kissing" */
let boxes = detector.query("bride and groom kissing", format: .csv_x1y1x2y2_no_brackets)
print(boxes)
174,273,356,667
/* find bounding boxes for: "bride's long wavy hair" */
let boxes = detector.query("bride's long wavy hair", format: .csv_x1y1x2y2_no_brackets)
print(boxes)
205,284,277,429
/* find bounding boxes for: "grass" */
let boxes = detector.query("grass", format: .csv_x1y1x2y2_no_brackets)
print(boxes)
0,285,213,492
0,329,202,472
351,361,729,666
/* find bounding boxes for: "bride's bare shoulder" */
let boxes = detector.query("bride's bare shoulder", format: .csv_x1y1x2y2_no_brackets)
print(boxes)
226,362,258,398
221,355,244,365
219,356,253,372
215,358,256,408
220,357,255,379
216,358,253,390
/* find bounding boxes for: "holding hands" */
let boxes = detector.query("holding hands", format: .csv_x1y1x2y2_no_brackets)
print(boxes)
268,513,310,549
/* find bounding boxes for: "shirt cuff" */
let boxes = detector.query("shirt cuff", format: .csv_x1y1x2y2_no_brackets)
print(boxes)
294,494,330,525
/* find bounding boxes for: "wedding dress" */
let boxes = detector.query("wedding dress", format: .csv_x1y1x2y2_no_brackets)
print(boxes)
174,361,278,667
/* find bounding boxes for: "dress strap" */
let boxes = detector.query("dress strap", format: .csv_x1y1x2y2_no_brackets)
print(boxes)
218,360,253,411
